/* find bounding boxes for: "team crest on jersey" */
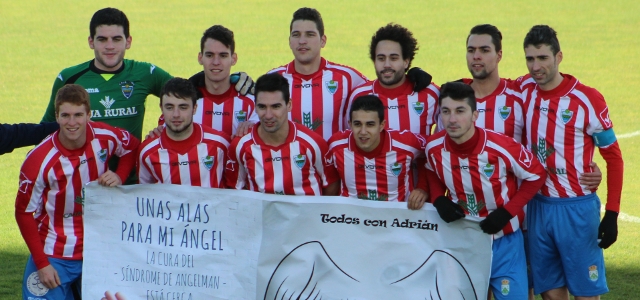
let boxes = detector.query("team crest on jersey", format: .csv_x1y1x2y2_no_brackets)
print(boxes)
501,279,510,295
482,163,495,178
294,154,307,169
499,106,512,120
561,109,573,124
325,80,338,94
412,102,424,116
120,80,135,99
99,96,116,109
390,162,403,177
202,156,214,170
459,194,485,217
589,265,598,281
27,271,49,296
235,110,247,122
98,148,108,163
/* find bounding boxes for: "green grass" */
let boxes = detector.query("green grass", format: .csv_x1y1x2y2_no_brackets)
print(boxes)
1,0,639,298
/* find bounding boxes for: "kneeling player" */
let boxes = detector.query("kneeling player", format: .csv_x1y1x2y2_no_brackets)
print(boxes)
327,95,428,208
425,82,546,299
15,84,139,299
138,78,230,187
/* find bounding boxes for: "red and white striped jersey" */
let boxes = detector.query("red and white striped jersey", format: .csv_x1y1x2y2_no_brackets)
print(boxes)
15,122,138,260
269,58,368,140
459,78,525,143
328,129,426,202
226,121,339,195
346,79,440,138
158,86,258,136
138,123,230,187
425,128,545,238
519,74,614,198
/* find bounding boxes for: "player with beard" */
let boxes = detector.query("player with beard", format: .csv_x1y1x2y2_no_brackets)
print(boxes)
138,78,230,187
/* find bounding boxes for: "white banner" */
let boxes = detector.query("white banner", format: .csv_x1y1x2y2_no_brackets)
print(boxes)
83,183,492,299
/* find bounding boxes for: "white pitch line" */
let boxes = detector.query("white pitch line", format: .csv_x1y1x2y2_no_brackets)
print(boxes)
601,208,640,224
618,130,640,139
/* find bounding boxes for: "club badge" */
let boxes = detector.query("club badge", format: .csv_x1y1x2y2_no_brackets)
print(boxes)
561,109,573,124
235,110,247,122
120,80,135,99
98,148,108,163
390,162,402,177
412,102,424,116
482,163,495,178
325,80,338,94
294,154,306,169
202,156,214,170
499,106,511,120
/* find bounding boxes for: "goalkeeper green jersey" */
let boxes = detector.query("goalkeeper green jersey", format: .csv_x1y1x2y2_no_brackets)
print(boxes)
42,59,172,139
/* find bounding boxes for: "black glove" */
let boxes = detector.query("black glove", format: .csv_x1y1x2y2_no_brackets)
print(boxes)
433,196,465,223
479,207,513,234
406,67,433,92
598,210,618,249
230,72,255,95
188,71,206,88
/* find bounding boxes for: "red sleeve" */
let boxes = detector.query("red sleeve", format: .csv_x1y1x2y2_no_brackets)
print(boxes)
114,133,140,182
502,176,545,217
599,141,624,212
427,169,448,203
15,211,50,269
225,137,242,189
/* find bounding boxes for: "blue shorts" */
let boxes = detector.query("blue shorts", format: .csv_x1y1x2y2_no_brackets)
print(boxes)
22,255,82,300
527,193,608,296
490,230,528,299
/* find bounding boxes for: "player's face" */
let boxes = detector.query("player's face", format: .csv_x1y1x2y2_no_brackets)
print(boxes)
198,38,238,84
161,94,196,137
440,97,478,144
525,44,563,90
375,40,409,88
289,20,326,66
56,103,90,149
89,25,131,72
466,34,502,80
256,91,291,134
349,110,385,152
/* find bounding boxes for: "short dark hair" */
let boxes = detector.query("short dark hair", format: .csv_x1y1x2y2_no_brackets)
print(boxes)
55,84,91,115
160,78,198,106
255,73,290,104
523,25,561,55
369,23,418,69
90,8,130,39
200,25,235,54
468,24,502,52
350,95,385,123
439,81,476,111
290,7,324,36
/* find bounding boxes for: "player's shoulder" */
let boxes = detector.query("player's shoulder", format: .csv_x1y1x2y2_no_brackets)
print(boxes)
323,59,367,79
425,130,446,150
350,81,375,98
267,62,291,75
328,130,351,149
514,74,536,91
294,123,328,147
55,60,93,83
123,59,168,77
570,78,605,101
390,130,426,151
201,124,231,144
24,135,56,162
90,121,134,143
485,129,522,150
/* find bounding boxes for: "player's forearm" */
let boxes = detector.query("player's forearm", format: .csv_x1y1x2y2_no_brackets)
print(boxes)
426,169,447,202
114,152,137,182
503,176,545,216
599,141,624,212
15,211,50,269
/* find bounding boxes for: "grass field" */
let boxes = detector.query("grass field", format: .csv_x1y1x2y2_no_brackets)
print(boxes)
1,1,639,298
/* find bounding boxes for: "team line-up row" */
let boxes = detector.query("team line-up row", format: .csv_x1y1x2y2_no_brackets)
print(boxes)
9,6,623,300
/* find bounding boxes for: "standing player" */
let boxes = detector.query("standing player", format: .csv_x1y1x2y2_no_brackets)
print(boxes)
138,78,230,187
226,73,339,196
425,82,546,300
15,84,139,299
268,7,367,141
158,25,258,137
346,23,439,139
519,25,624,300
327,95,428,208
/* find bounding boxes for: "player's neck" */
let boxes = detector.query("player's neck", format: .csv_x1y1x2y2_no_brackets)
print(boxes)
93,59,124,73
205,77,232,95
166,124,194,141
258,122,290,147
539,72,563,91
58,133,87,150
470,72,500,98
451,126,476,145
294,57,322,75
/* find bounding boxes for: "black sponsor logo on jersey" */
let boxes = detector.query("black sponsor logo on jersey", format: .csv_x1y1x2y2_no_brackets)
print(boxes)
452,165,477,171
294,83,320,89
264,156,290,163
386,105,406,110
205,111,230,116
357,164,385,170
534,105,555,114
120,80,135,99
477,108,493,113
170,160,198,166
